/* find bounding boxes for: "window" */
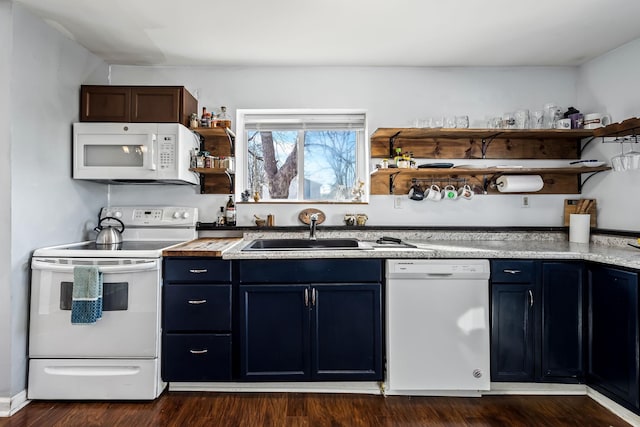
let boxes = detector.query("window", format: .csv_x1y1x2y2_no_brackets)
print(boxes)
236,109,369,203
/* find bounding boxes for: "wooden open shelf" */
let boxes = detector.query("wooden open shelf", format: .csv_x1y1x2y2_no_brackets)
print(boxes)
190,128,235,194
593,117,640,138
371,128,594,160
370,166,611,195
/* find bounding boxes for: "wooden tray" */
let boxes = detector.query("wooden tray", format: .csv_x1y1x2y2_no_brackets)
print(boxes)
563,199,597,227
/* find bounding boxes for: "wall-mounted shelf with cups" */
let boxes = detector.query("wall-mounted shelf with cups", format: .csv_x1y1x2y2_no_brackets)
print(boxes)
370,166,610,195
592,117,640,139
371,128,594,160
370,127,609,195
590,117,640,172
190,127,236,194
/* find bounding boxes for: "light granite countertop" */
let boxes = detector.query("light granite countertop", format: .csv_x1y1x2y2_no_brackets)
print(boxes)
216,230,640,270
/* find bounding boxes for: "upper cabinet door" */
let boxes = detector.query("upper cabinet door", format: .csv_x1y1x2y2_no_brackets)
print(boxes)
80,85,131,122
131,87,181,123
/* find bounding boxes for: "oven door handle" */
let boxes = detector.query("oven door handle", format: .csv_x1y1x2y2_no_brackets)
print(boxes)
31,259,159,273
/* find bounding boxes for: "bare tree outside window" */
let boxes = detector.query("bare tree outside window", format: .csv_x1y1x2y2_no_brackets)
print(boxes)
248,130,356,201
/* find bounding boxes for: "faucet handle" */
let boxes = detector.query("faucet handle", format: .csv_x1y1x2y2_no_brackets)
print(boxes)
310,213,319,221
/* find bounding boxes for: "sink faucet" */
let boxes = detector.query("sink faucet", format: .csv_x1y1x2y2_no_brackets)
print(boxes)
309,213,319,240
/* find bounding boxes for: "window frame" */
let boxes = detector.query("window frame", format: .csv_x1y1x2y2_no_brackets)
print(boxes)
235,109,369,203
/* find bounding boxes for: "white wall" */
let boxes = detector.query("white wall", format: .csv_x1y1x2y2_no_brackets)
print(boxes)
0,0,14,400
0,1,108,402
578,39,640,231
110,65,580,227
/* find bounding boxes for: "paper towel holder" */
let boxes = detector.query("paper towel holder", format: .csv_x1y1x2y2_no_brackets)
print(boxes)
488,174,546,193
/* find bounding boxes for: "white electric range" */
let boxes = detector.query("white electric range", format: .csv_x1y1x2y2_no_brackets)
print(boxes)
28,206,198,400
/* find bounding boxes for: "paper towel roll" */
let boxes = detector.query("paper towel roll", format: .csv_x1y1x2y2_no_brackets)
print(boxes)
496,175,544,193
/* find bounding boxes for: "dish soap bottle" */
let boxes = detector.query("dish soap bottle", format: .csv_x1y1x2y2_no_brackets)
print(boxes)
225,196,236,226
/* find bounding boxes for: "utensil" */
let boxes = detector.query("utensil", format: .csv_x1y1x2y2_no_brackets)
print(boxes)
94,216,125,246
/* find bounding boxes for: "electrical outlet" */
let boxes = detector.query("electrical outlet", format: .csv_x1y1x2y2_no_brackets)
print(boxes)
394,196,404,209
521,196,530,208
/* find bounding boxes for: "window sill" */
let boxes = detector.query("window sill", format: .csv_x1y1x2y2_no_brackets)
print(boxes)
237,201,369,205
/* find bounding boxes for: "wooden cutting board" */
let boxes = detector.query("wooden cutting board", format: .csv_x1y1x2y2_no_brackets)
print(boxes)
563,199,597,227
162,238,242,257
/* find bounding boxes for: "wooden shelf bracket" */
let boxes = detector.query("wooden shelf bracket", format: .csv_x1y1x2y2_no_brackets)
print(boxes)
480,133,502,159
388,131,402,158
389,171,401,195
579,170,606,192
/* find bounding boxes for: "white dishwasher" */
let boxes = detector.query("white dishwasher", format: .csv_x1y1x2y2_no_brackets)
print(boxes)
385,259,490,396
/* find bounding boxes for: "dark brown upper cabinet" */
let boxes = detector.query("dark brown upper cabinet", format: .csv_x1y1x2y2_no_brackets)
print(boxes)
80,85,197,127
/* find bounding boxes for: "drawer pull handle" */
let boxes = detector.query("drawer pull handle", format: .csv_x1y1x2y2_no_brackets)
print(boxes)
189,269,208,274
189,349,208,355
188,299,207,305
503,269,522,275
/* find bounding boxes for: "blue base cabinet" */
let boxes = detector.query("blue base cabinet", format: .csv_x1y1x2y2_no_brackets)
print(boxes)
239,259,382,381
541,261,584,382
162,258,233,381
490,260,585,383
587,264,639,411
490,260,538,382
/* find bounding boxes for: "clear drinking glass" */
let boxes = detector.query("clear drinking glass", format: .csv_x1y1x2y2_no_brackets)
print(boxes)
515,110,530,129
456,115,469,129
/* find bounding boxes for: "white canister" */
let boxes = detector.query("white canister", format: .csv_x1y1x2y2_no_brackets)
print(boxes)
569,214,591,243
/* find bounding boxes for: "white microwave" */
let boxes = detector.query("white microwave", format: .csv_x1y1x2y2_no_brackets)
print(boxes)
73,123,200,184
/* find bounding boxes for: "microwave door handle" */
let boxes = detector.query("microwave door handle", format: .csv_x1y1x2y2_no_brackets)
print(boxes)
31,259,158,273
146,133,157,171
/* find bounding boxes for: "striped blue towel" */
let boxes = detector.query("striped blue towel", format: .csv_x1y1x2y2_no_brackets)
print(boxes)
71,266,103,325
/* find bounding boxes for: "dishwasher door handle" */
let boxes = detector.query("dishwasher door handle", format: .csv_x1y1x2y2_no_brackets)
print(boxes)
426,273,454,277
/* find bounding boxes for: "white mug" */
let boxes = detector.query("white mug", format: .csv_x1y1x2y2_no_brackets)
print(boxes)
426,184,442,201
458,184,474,200
441,185,458,200
583,113,611,129
556,118,571,129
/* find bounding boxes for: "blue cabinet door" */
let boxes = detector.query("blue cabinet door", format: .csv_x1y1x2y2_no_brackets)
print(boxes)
311,283,382,380
588,265,639,410
491,283,537,382
239,284,311,380
541,262,584,382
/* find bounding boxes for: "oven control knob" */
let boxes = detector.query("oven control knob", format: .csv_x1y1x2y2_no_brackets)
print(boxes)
182,212,190,219
172,212,181,219
113,211,122,218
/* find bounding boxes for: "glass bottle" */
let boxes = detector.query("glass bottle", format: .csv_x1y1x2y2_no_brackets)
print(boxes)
225,196,236,226
200,107,211,128
213,106,232,129
217,206,225,226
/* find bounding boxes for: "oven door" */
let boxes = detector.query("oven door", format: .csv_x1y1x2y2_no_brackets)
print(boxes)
29,257,161,358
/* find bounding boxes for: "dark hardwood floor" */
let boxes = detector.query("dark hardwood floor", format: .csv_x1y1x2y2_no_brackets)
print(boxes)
0,392,632,427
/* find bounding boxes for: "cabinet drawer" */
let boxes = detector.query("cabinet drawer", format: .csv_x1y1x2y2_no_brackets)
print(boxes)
164,284,231,331
238,259,382,283
491,260,536,283
164,258,231,283
163,334,232,381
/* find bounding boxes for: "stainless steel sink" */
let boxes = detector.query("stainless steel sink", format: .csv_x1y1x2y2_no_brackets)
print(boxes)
242,238,371,251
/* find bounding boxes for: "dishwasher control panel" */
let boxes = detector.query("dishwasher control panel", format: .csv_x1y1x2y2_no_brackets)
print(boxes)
386,259,490,279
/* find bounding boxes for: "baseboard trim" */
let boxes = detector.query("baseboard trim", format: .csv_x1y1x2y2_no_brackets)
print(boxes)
0,390,29,417
587,387,640,427
168,381,382,395
485,382,587,395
